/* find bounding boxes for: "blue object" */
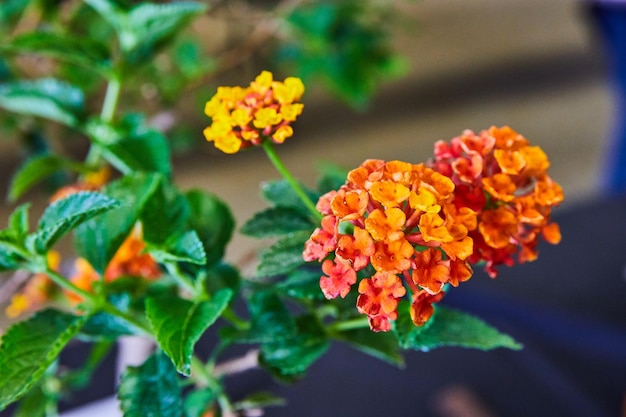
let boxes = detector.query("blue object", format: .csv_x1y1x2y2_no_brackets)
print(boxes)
590,3,626,193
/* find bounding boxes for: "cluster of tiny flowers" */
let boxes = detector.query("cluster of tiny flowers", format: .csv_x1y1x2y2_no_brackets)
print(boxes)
203,70,305,154
430,126,563,278
66,227,161,305
303,160,477,332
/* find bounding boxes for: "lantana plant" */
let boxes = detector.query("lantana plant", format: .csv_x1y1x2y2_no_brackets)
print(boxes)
0,2,563,417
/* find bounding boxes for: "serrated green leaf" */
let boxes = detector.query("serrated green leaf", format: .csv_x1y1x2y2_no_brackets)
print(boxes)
185,190,234,267
396,306,522,351
12,382,47,417
201,263,241,295
149,230,206,265
261,179,319,210
184,387,216,417
1,32,111,74
28,191,119,254
221,290,295,345
118,350,182,417
259,314,328,380
86,0,206,65
0,309,89,410
146,289,233,376
7,203,30,240
74,173,160,274
236,291,296,344
0,78,84,126
240,206,315,238
256,231,310,278
79,294,141,340
334,327,403,366
8,154,88,201
84,0,124,28
0,240,25,271
122,2,206,55
277,267,324,301
141,180,190,245
99,128,171,175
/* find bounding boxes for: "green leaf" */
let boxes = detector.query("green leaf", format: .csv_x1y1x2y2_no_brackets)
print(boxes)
240,206,315,238
396,306,523,351
7,203,30,240
28,191,120,254
79,294,141,340
148,230,206,265
122,2,207,57
316,161,348,194
201,262,241,295
334,327,403,366
146,289,233,376
0,309,88,410
74,173,160,274
99,128,171,176
278,1,405,108
239,291,296,344
13,383,47,417
184,387,216,417
141,179,190,245
259,314,329,381
276,267,325,301
118,350,182,417
0,78,85,126
0,240,25,271
8,154,88,201
1,32,111,74
86,0,206,65
185,190,234,267
256,231,310,278
261,179,319,210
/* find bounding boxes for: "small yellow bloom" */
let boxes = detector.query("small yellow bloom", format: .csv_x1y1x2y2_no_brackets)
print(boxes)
273,125,293,143
5,294,29,318
280,103,304,122
253,108,282,129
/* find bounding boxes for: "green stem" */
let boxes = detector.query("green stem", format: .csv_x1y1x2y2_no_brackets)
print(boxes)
261,141,322,221
329,316,370,332
100,77,121,123
190,355,213,387
86,76,122,166
163,263,198,297
98,299,152,336
45,269,97,305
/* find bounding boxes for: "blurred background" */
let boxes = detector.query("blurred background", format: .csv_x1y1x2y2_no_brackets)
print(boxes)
1,0,625,416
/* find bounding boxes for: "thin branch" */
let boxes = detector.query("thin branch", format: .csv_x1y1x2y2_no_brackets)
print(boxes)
213,349,259,378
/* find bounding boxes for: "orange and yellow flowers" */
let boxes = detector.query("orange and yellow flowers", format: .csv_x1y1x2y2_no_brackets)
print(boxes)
431,126,563,278
304,160,477,331
203,71,305,154
304,126,563,332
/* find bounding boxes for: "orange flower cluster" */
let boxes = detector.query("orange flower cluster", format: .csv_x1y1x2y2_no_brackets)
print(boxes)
49,167,111,203
203,70,305,154
304,160,477,332
67,228,161,305
4,229,160,317
430,126,563,278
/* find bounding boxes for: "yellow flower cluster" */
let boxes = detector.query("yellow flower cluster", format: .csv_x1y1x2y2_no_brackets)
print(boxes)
203,71,305,154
